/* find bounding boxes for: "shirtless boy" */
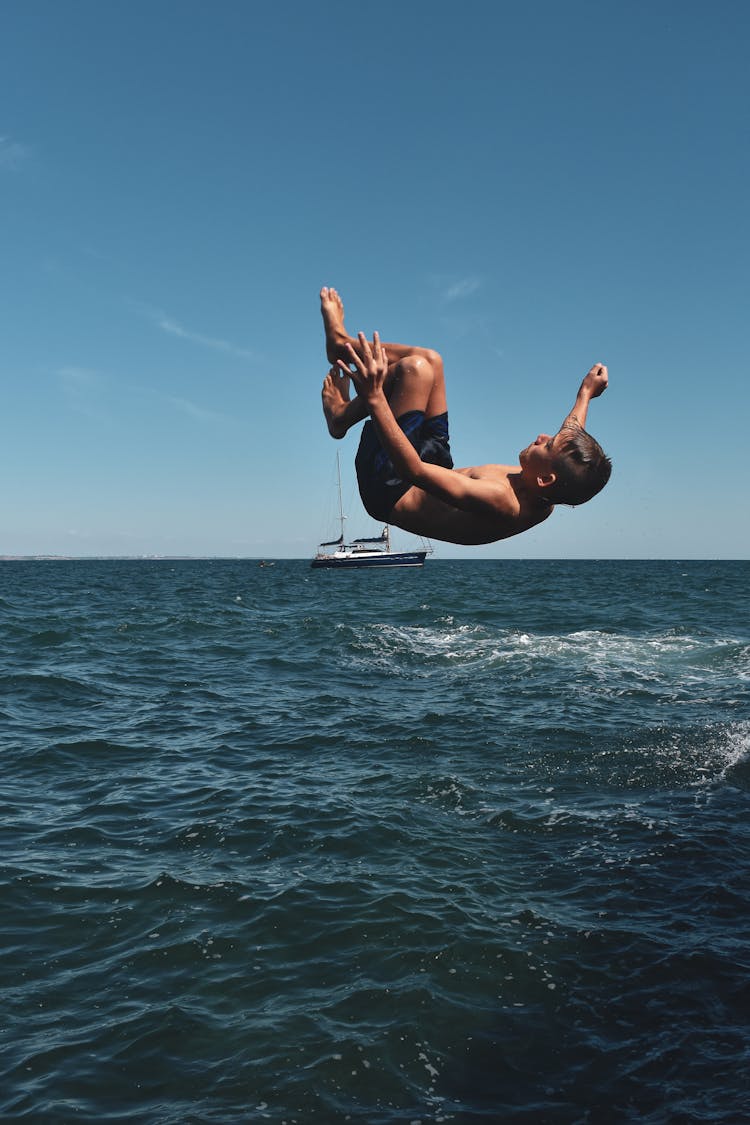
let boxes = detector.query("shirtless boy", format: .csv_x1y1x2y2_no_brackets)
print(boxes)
320,287,611,547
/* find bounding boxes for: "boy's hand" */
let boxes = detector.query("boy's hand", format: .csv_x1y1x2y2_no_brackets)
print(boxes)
338,331,388,404
580,363,608,399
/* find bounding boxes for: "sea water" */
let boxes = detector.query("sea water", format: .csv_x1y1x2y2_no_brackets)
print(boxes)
1,559,748,1124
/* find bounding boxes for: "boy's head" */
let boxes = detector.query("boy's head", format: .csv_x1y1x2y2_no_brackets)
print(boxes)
522,424,612,506
544,424,612,505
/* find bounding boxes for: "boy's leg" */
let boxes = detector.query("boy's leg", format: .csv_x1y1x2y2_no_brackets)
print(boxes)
320,288,447,438
385,352,447,420
322,349,446,439
321,286,440,372
321,366,364,438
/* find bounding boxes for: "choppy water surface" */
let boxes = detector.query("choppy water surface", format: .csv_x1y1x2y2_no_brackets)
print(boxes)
1,559,749,1123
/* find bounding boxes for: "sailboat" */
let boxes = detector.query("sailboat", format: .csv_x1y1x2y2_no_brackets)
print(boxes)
311,454,431,570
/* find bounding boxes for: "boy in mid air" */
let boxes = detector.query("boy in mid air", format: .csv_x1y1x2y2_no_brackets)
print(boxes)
320,287,611,547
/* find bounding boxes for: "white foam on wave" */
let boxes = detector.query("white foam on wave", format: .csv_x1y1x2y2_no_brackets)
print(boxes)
344,621,740,683
534,725,750,837
703,719,750,782
627,718,750,783
345,620,501,669
586,720,750,794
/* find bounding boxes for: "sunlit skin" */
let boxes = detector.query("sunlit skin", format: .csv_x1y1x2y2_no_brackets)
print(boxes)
519,430,576,480
319,287,608,546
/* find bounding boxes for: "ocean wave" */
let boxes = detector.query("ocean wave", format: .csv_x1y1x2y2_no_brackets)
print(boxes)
0,671,111,704
342,619,745,676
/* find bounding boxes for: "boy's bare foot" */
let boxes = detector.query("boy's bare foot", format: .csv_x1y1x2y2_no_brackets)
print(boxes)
320,286,350,365
321,366,351,439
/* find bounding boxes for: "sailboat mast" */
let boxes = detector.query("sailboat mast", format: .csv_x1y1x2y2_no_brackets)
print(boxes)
336,452,347,541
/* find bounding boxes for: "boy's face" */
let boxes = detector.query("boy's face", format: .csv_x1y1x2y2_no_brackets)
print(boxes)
520,426,579,472
519,431,560,473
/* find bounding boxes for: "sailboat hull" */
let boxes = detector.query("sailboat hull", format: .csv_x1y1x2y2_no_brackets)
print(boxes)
311,550,427,569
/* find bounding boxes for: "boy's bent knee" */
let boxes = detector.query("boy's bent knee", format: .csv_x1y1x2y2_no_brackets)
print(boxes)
393,354,436,382
388,352,442,416
421,348,442,369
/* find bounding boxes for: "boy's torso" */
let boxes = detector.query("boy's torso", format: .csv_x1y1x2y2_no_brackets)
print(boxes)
391,464,552,545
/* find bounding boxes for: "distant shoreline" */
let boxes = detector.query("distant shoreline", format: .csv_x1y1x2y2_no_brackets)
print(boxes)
1,555,747,563
0,555,262,562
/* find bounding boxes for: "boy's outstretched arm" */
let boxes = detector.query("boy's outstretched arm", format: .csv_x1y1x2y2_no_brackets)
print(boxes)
561,363,609,431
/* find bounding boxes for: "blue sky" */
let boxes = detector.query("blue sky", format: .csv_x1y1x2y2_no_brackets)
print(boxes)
1,0,747,558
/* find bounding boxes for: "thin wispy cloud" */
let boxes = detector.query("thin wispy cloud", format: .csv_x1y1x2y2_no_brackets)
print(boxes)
55,365,109,421
166,394,232,425
443,277,481,302
57,365,105,389
149,308,257,361
428,274,483,304
57,363,233,428
0,135,31,171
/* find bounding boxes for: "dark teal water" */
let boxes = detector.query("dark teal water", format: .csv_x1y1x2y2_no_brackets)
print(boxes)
1,559,749,1124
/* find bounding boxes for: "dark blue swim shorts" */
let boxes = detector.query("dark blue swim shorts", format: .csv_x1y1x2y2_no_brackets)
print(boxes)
355,410,454,523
